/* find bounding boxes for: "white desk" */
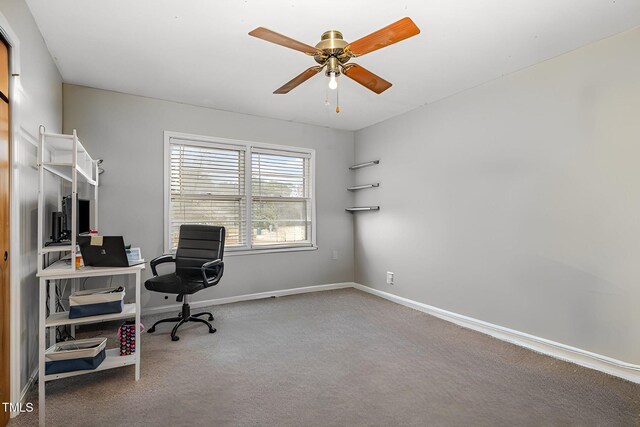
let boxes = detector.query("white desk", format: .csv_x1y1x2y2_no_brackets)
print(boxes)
36,261,145,426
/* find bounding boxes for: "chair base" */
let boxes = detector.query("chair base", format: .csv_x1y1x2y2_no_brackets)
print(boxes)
147,298,215,341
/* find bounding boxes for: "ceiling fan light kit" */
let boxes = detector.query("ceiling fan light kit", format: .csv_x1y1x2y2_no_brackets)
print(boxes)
248,17,420,112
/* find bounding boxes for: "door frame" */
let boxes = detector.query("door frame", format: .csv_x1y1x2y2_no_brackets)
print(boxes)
0,12,22,419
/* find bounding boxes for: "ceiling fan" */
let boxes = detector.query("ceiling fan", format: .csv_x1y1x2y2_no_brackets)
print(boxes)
248,17,420,99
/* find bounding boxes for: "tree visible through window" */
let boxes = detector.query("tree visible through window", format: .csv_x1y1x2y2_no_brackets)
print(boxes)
252,150,311,246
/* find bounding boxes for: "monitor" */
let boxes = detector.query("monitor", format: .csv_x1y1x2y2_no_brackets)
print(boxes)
62,195,90,239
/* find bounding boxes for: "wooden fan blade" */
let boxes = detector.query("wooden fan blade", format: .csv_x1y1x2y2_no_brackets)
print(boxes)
342,64,392,94
249,27,319,55
274,66,323,94
346,17,420,57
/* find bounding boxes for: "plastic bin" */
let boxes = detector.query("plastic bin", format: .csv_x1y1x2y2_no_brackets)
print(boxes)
45,338,107,375
69,287,125,319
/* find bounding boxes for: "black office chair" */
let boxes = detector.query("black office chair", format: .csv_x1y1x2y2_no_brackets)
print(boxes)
145,224,225,341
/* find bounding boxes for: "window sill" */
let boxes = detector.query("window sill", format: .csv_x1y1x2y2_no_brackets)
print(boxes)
226,246,318,257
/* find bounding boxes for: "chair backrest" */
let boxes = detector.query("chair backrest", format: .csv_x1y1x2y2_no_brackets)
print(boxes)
175,225,225,283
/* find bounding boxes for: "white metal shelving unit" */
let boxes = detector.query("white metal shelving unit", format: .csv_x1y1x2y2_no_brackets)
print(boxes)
36,263,143,426
35,127,143,426
37,126,99,275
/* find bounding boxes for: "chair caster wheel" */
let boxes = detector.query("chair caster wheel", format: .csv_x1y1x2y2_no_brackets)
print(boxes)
209,328,216,334
171,335,180,341
148,328,156,333
208,316,214,321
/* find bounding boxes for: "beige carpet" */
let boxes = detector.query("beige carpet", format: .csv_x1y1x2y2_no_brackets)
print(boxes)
10,288,640,426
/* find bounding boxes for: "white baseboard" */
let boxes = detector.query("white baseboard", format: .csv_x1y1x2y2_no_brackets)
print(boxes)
353,283,640,384
11,369,38,418
142,282,357,316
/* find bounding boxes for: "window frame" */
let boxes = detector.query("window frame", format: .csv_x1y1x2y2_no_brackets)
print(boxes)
164,131,317,256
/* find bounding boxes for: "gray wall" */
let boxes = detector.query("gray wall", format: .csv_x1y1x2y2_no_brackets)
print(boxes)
0,0,62,393
63,84,355,310
353,28,640,364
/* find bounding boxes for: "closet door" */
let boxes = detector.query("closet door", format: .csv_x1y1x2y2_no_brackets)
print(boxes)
0,36,10,427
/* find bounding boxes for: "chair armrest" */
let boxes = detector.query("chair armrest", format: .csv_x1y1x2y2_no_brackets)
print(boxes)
201,259,224,286
150,254,175,276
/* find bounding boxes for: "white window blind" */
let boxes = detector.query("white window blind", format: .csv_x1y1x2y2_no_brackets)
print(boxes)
251,149,312,247
166,133,315,253
169,141,246,249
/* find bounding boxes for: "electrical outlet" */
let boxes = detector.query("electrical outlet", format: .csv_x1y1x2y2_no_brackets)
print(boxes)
386,271,394,285
331,250,338,260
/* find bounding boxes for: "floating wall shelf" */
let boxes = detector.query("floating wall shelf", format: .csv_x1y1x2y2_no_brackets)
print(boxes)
347,183,380,191
347,160,380,212
345,206,380,213
349,160,379,170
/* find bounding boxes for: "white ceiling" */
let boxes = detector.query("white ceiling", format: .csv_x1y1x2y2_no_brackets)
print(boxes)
26,0,640,131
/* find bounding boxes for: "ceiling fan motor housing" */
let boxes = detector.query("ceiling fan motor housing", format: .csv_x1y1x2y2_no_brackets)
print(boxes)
315,30,350,74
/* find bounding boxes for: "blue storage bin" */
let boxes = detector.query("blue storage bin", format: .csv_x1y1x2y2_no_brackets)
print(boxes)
45,338,107,375
68,287,125,319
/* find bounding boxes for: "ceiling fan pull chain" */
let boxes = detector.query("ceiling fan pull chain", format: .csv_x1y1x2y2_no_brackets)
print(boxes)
335,84,340,113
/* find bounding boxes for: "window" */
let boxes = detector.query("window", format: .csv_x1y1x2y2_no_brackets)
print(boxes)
165,132,315,254
168,140,246,248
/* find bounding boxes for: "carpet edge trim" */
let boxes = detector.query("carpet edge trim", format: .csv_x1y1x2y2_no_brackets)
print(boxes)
352,283,640,384
141,282,358,316
15,369,38,418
